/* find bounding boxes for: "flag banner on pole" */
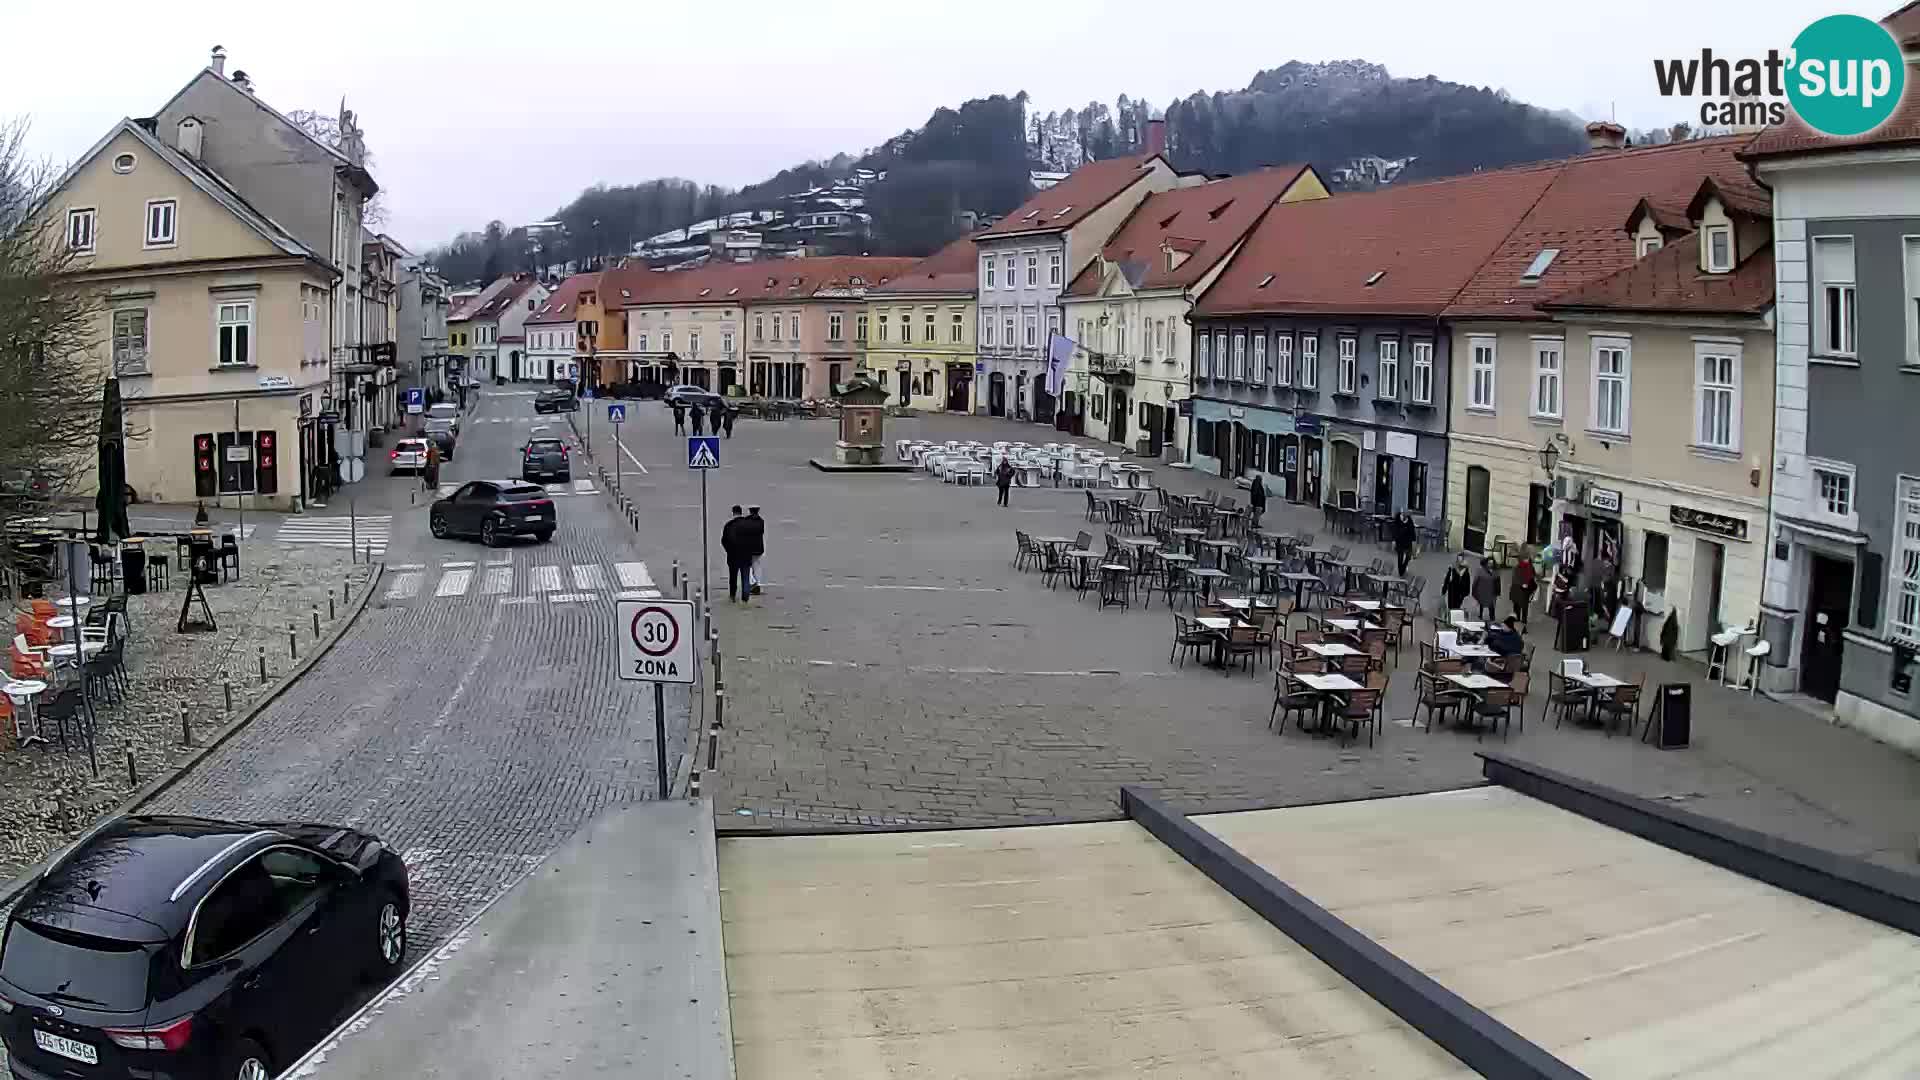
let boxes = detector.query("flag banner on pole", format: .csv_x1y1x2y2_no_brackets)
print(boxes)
1046,332,1075,396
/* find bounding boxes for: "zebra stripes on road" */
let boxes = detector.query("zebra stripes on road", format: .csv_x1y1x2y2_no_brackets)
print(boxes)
383,560,661,605
277,514,391,557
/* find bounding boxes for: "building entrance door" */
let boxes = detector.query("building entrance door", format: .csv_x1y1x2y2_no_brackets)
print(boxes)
1374,455,1394,515
1527,484,1554,546
1687,538,1726,652
1801,554,1853,702
1464,465,1490,553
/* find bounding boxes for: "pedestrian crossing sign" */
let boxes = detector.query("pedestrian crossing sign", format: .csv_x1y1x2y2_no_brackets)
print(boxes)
607,403,626,424
687,436,720,469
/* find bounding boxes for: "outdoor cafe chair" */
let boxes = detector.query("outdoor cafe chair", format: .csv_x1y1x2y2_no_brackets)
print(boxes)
1547,670,1595,728
1409,663,1469,732
1085,490,1106,522
219,534,240,580
1332,688,1382,747
1170,614,1215,668
1594,673,1645,737
1270,671,1323,734
1336,652,1371,679
1221,624,1263,676
1463,677,1525,742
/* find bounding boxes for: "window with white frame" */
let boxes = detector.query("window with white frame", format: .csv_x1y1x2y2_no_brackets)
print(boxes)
1299,334,1319,389
1906,236,1920,366
144,199,177,247
721,330,734,355
1117,320,1127,356
877,313,890,343
827,312,842,340
1694,342,1741,451
1336,336,1357,394
983,259,995,290
1705,225,1733,273
662,330,673,353
1048,252,1062,285
770,314,781,341
1809,459,1856,529
1004,315,1015,347
1025,314,1037,348
1197,331,1211,378
216,300,253,366
1468,336,1497,410
1274,334,1294,385
1892,476,1920,646
635,333,648,352
1251,334,1267,382
924,311,935,342
112,308,148,375
1026,254,1038,285
856,314,868,341
1047,310,1059,349
1814,236,1857,357
1215,332,1229,380
1410,340,1433,403
983,316,995,347
1232,331,1247,381
1376,338,1399,399
1591,337,1631,434
789,314,800,339
753,314,765,340
950,312,963,343
1153,319,1164,357
898,311,913,343
1637,234,1663,258
66,208,95,253
1531,338,1562,419
1003,257,1014,285
689,331,700,356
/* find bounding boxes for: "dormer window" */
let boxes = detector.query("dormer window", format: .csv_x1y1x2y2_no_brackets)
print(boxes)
1364,270,1385,287
1637,235,1663,258
1257,273,1275,288
1704,225,1733,273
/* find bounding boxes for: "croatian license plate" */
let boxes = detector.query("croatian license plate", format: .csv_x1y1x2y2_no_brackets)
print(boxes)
35,1029,100,1065
527,514,547,522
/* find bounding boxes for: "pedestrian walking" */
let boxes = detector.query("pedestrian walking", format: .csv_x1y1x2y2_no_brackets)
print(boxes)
994,459,1015,507
1392,512,1416,576
720,505,752,604
672,403,686,435
1441,555,1472,616
1471,557,1501,623
690,406,706,437
710,402,727,438
422,439,441,492
1248,475,1267,531
722,407,736,438
1510,549,1539,631
744,505,766,595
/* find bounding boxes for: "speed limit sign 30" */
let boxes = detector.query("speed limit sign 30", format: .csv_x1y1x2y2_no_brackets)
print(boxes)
616,598,695,684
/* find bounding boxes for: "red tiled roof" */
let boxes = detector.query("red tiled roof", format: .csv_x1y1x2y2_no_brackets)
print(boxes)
977,154,1165,239
460,274,541,322
600,256,918,309
1541,236,1774,316
1742,61,1920,159
1064,165,1315,298
526,272,601,325
871,233,979,295
1885,0,1920,47
1194,164,1562,318
448,275,517,323
1442,135,1765,319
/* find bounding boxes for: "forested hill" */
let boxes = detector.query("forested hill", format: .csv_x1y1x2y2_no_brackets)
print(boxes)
426,61,1590,281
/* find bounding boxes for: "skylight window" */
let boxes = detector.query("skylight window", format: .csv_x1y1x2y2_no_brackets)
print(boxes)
1023,209,1041,220
621,289,630,298
1207,200,1234,221
1258,273,1276,288
1054,205,1073,216
727,287,739,296
1520,248,1561,282
1364,271,1386,287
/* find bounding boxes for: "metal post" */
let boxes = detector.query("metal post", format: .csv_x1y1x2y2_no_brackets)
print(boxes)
258,645,267,684
180,705,192,746
653,681,668,800
349,495,358,562
126,749,138,787
671,561,680,592
222,676,232,714
329,595,336,621
288,623,297,661
312,605,321,638
613,417,623,494
699,468,710,597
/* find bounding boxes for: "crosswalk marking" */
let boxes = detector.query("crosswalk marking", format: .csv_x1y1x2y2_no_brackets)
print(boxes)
435,569,472,597
385,571,423,599
571,564,605,590
482,567,512,595
280,515,391,556
548,592,594,603
614,562,654,589
617,590,663,600
571,479,598,495
529,565,563,592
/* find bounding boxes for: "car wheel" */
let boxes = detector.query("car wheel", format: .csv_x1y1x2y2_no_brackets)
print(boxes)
373,893,407,975
226,1038,272,1080
430,512,449,539
480,517,498,547
536,530,554,543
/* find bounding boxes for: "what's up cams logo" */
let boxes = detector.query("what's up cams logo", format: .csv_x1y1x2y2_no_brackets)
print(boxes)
1654,14,1907,136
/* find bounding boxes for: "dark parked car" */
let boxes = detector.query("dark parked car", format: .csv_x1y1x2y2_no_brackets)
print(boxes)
0,815,409,1080
424,427,456,461
429,480,555,546
520,437,571,484
532,387,577,413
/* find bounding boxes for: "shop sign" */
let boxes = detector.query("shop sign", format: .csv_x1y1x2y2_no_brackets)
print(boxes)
1293,414,1323,434
1587,486,1623,513
1177,399,1193,417
1670,504,1749,542
1227,406,1246,420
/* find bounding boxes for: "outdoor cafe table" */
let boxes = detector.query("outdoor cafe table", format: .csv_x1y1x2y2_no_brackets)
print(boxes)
1188,567,1229,603
1197,538,1237,567
1325,617,1379,633
1446,673,1507,692
1220,597,1277,614
1360,571,1404,596
1280,571,1320,610
1246,555,1283,594
1137,506,1164,528
1293,672,1365,733
5,678,48,745
1451,619,1488,637
54,596,91,610
46,641,105,664
1570,671,1628,690
1303,641,1362,659
1444,642,1498,659
1346,599,1384,611
1065,550,1104,591
1169,527,1206,554
47,615,76,631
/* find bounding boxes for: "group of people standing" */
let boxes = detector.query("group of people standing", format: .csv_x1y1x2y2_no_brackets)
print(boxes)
673,400,735,438
1443,548,1541,631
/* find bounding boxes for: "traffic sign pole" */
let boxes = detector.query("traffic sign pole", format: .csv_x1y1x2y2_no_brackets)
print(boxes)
613,419,623,494
654,682,667,798
700,469,710,597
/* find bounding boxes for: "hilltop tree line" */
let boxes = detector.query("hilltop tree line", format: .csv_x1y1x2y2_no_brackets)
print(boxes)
425,61,1601,282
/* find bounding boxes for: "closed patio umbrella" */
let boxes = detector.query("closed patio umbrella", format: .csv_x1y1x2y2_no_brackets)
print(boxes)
94,377,131,545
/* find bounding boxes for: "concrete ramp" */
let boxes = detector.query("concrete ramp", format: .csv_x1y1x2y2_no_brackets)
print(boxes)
718,820,1471,1079
289,798,733,1079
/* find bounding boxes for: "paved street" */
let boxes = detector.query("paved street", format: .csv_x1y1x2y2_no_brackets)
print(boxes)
141,385,695,958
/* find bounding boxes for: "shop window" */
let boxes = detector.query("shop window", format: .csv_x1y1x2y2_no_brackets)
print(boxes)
1642,531,1669,592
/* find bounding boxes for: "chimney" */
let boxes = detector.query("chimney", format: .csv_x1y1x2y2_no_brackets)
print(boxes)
231,69,253,94
209,45,226,76
177,116,203,159
1585,120,1627,151
1146,118,1167,157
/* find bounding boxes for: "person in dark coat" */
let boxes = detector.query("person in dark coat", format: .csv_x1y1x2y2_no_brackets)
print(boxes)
1485,616,1525,656
708,401,726,436
1471,558,1501,623
1441,555,1472,615
720,505,752,604
722,406,736,438
743,506,766,595
1248,475,1267,531
994,459,1015,507
1510,550,1539,631
690,404,706,437
672,402,686,435
1393,513,1417,576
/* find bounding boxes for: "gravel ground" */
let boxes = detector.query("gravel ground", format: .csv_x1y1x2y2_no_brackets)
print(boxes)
1,545,375,885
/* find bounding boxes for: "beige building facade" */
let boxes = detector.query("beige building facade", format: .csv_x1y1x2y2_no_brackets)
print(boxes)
52,120,337,511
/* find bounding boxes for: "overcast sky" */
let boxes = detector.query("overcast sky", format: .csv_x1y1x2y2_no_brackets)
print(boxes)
6,0,1837,252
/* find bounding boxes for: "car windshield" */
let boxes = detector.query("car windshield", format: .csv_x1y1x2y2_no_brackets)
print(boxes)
0,920,152,1012
526,440,564,452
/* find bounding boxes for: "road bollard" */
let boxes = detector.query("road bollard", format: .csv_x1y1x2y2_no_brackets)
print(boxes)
329,596,336,621
312,605,321,638
258,646,268,684
126,749,138,787
671,561,680,591
180,705,192,747
706,715,720,772
288,623,298,662
222,676,232,715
